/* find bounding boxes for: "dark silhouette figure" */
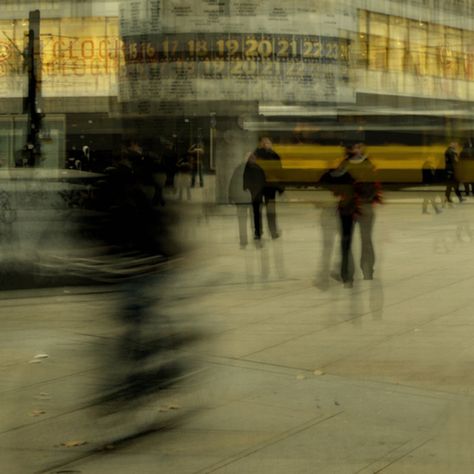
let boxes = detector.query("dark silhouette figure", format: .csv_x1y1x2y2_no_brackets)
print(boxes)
162,140,179,188
243,152,266,240
248,136,285,240
444,142,463,204
81,139,196,418
176,151,192,201
459,140,474,196
323,143,382,288
123,139,165,206
189,142,204,188
229,156,252,248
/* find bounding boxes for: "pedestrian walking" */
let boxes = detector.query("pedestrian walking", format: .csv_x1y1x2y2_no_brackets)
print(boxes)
229,154,252,248
328,142,382,287
444,142,463,204
252,136,285,239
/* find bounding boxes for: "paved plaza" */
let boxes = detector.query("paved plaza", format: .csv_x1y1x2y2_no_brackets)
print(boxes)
2,188,474,473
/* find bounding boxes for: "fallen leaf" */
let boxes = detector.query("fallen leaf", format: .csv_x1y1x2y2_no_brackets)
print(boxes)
30,409,46,417
159,403,182,412
34,354,49,359
28,359,42,364
313,370,325,376
35,393,51,400
296,374,306,380
61,440,88,448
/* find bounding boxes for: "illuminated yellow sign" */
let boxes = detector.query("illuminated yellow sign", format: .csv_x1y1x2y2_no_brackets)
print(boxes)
0,16,123,97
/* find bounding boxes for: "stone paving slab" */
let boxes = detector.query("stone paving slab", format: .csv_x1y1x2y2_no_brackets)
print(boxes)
2,198,474,472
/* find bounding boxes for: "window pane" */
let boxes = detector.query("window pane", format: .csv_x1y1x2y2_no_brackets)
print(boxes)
358,10,369,66
368,13,388,70
407,20,427,76
427,23,443,77
444,27,460,78
388,16,407,72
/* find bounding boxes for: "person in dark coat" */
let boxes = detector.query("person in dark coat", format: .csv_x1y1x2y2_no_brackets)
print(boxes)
253,136,284,239
459,140,474,196
444,142,463,204
229,154,252,248
243,152,266,240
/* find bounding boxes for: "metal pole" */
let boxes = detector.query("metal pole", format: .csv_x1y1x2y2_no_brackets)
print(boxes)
24,9,42,167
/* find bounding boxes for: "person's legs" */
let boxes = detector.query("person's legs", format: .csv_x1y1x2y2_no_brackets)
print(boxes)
430,195,442,213
251,197,262,239
320,206,338,274
454,182,464,201
445,183,453,202
340,212,355,284
315,205,338,289
264,190,279,238
198,163,204,187
236,204,249,247
422,196,429,213
176,173,183,200
185,174,192,200
358,204,375,280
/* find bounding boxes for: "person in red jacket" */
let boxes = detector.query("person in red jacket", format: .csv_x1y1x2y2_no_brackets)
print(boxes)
329,142,382,287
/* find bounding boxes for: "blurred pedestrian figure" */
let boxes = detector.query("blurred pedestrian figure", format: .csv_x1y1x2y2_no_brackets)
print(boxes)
123,139,165,206
176,151,192,201
84,137,193,438
15,144,36,167
81,145,91,171
253,136,285,239
243,152,265,241
189,136,204,188
313,198,339,290
229,154,252,248
444,142,463,204
459,139,474,196
162,140,178,188
422,159,442,214
329,143,382,288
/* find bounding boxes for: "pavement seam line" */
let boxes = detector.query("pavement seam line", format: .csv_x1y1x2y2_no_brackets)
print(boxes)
193,410,344,474
360,436,435,474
